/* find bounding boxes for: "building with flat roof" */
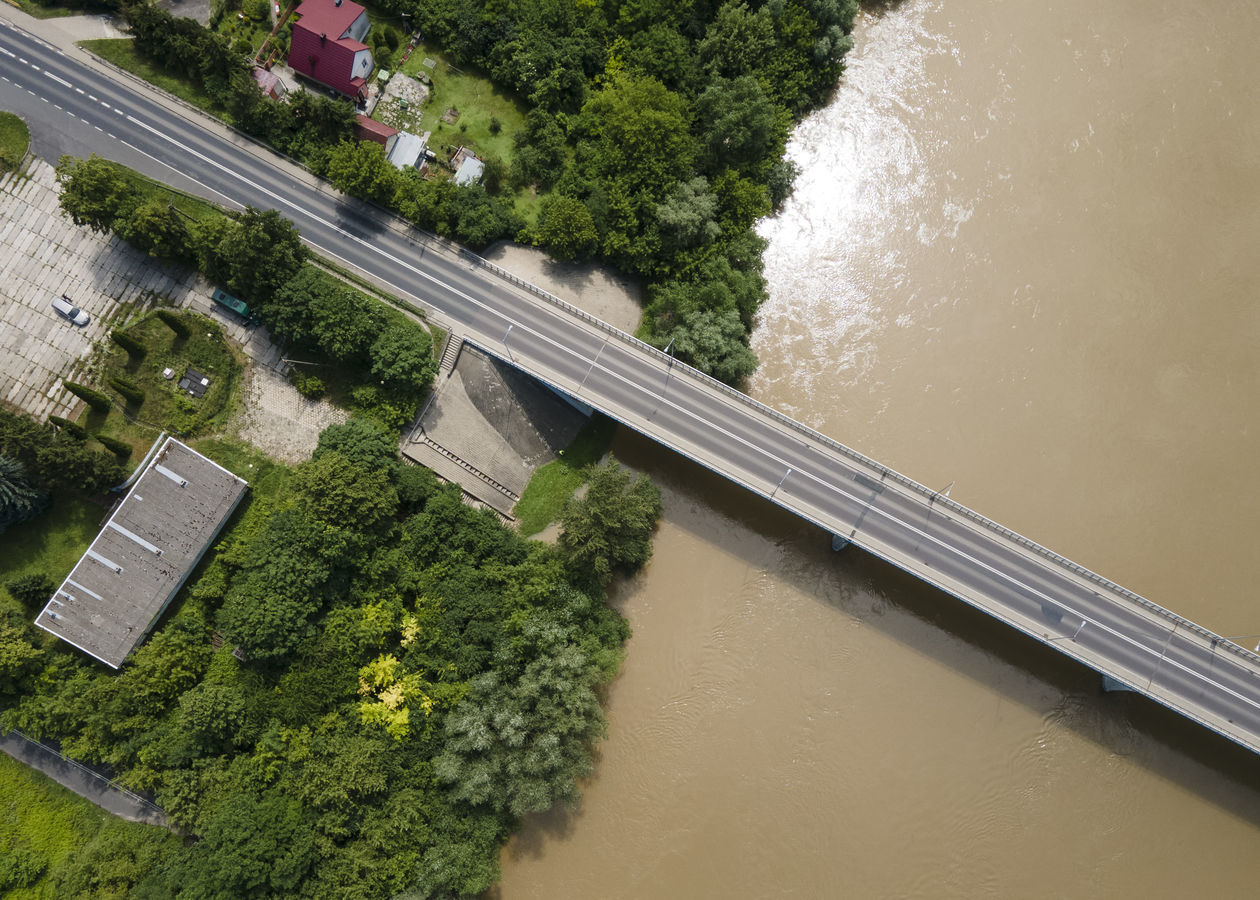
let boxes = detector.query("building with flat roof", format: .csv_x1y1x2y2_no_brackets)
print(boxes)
34,438,248,668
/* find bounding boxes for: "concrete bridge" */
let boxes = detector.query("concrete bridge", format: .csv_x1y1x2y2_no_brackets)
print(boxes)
4,15,1260,756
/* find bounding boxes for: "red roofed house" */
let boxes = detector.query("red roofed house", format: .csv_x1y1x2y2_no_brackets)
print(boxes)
355,114,398,152
288,0,374,100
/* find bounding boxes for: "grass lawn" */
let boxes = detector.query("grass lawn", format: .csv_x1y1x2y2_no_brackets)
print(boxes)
0,494,101,597
396,42,527,166
78,39,228,120
4,0,79,18
0,111,31,174
514,414,617,537
87,309,243,454
0,754,179,899
0,754,105,898
192,436,292,502
214,10,274,58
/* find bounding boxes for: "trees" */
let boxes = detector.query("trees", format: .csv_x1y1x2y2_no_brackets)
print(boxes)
155,790,318,899
559,459,662,588
698,0,775,80
56,155,136,232
258,266,321,344
655,176,722,253
50,819,180,900
120,200,193,260
325,140,399,206
535,195,599,261
310,282,386,362
291,452,399,532
661,304,758,384
0,456,47,529
369,322,437,393
63,381,112,413
205,207,306,305
4,573,56,608
314,416,400,473
433,633,607,816
0,410,124,493
694,75,783,174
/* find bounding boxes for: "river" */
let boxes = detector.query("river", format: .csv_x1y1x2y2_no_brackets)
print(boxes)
496,0,1260,896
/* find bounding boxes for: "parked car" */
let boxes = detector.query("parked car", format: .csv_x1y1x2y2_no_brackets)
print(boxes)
51,295,90,327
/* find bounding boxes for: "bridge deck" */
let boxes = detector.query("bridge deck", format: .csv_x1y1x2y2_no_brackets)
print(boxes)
463,260,1260,757
5,15,1257,755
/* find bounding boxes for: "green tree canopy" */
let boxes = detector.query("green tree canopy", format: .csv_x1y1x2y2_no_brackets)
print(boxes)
314,416,400,474
55,155,136,233
207,207,306,305
310,283,386,362
433,622,607,816
0,455,47,529
536,194,599,261
694,75,784,173
559,459,662,588
325,140,399,205
156,790,318,899
369,322,437,393
292,451,399,532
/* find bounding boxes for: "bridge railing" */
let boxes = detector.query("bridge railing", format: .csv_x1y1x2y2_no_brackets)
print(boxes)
474,255,1260,671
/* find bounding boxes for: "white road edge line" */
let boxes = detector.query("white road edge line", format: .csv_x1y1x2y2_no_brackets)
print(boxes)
92,110,1258,726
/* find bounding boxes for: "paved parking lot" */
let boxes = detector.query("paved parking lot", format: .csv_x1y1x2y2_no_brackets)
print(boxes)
0,159,205,420
0,156,349,461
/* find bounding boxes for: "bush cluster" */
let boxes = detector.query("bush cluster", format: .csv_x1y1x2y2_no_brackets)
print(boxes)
62,381,112,414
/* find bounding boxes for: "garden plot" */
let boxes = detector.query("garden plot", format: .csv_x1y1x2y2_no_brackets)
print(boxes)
372,74,431,134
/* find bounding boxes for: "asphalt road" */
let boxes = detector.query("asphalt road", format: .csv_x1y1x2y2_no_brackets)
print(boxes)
5,20,1260,755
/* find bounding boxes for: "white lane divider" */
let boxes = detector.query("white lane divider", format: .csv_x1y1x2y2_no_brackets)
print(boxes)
102,107,1260,729
0,46,14,57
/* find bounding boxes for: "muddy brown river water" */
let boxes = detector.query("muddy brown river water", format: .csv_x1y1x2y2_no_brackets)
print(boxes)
496,0,1260,896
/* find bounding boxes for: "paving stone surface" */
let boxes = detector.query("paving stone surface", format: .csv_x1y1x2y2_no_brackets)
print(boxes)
0,157,339,462
0,159,200,421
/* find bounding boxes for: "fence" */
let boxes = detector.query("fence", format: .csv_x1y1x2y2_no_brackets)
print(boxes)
0,729,167,824
469,254,1260,672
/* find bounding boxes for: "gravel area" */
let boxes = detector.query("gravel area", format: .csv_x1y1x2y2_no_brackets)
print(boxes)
483,242,643,335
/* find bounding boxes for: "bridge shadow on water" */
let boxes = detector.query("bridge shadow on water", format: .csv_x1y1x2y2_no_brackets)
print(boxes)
585,428,1260,829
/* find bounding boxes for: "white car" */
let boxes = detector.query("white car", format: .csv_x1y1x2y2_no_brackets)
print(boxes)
51,294,90,327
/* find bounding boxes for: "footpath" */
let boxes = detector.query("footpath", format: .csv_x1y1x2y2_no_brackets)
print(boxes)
0,729,168,827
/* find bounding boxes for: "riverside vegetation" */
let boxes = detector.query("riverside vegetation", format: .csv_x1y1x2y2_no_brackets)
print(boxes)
76,0,857,383
1,413,662,898
1,148,664,896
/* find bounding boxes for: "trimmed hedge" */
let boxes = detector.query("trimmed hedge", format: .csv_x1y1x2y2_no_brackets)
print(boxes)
108,376,145,404
94,434,133,458
154,309,190,338
110,329,147,358
47,415,87,440
62,382,111,413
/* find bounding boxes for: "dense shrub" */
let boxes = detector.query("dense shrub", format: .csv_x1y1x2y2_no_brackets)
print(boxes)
47,415,87,440
95,434,134,458
154,309,191,339
108,375,146,404
62,381,112,413
110,329,147,358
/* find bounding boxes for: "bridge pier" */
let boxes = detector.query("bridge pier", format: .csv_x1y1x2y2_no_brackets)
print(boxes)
831,534,850,552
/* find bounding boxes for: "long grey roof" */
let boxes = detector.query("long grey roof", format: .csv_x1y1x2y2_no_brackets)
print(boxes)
34,438,248,668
